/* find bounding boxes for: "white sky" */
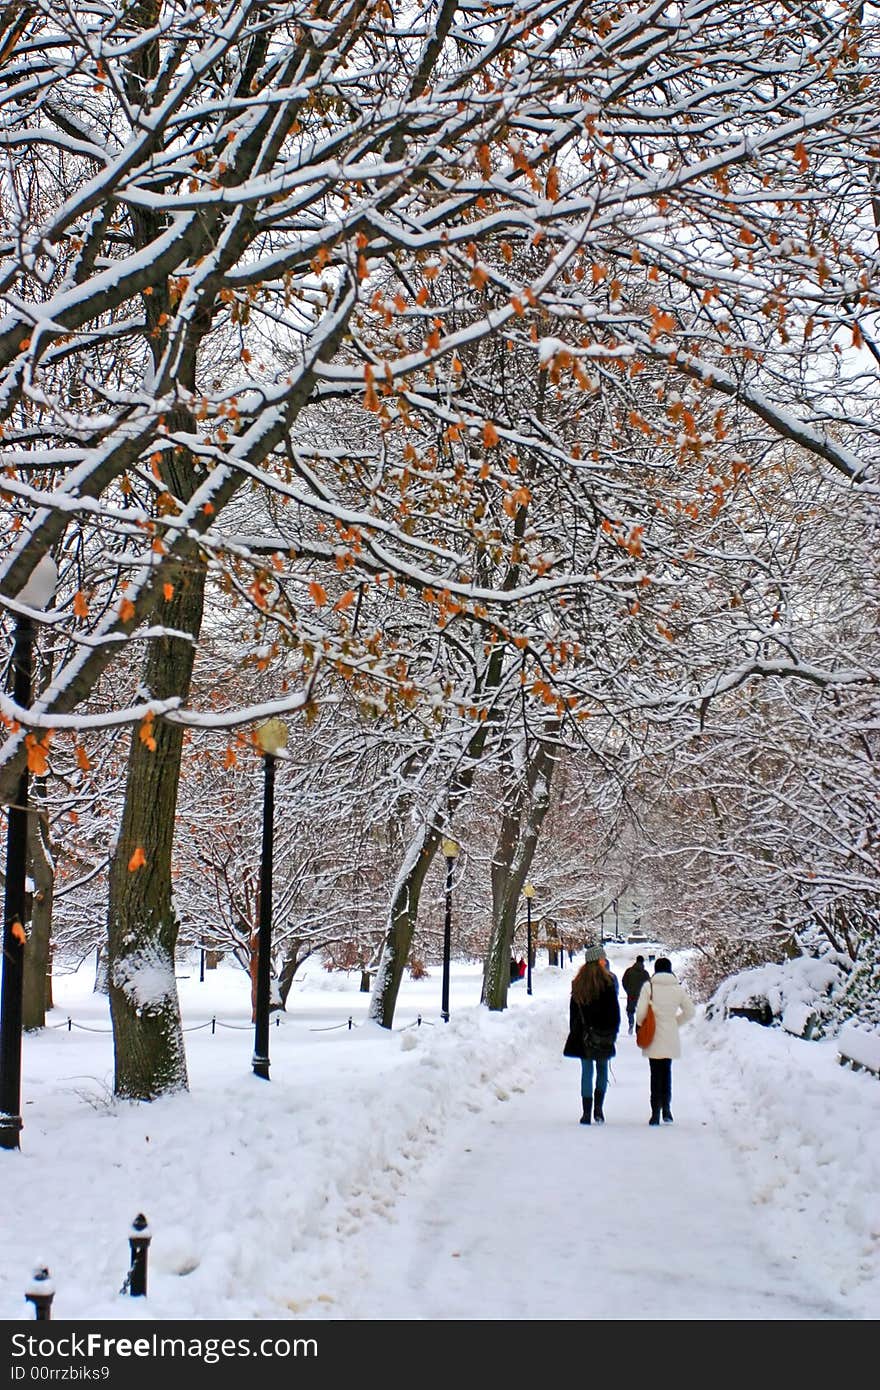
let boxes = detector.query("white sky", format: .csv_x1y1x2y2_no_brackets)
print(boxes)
1,949,876,1322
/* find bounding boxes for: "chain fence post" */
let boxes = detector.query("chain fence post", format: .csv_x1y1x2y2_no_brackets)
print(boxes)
25,1265,54,1320
127,1213,151,1296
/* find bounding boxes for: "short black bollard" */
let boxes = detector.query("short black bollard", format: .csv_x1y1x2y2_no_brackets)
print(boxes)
348,1016,353,1030
127,1214,151,1297
25,1266,55,1320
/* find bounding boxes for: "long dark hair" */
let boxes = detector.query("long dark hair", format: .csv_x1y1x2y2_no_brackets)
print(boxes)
571,960,614,1005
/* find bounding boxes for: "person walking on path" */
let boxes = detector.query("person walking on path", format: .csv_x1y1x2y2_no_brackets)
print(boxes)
634,957,696,1125
621,955,650,1034
563,945,621,1125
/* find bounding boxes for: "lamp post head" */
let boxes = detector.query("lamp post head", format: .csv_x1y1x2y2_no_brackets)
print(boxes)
255,718,288,756
523,881,535,899
441,837,459,860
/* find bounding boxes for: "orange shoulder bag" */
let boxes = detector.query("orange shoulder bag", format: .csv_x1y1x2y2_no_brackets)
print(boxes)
636,983,656,1048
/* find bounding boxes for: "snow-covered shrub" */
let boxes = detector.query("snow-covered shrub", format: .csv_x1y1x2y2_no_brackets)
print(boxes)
705,953,851,1037
832,929,880,1033
680,936,784,1003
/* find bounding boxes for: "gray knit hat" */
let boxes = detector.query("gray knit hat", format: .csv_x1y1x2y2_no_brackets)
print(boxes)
584,943,607,962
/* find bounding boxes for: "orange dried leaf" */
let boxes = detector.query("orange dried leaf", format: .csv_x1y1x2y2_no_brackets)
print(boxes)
309,579,328,607
333,590,355,611
119,598,136,623
363,364,379,412
11,921,26,945
73,590,89,619
482,421,500,448
25,733,51,776
139,716,157,752
75,745,91,772
128,847,147,872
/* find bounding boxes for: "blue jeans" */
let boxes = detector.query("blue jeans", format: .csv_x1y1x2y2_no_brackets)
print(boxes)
581,1057,609,1096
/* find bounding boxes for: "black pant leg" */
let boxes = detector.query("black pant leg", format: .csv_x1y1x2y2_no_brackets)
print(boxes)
649,1059,663,1111
650,1059,672,1110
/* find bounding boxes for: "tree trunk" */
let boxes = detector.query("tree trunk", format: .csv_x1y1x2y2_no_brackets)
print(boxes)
368,818,444,1029
107,552,206,1099
369,644,506,1028
482,730,560,1011
94,944,109,994
22,794,53,1030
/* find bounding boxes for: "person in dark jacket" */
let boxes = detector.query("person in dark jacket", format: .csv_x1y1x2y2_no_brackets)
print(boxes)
563,944,620,1125
621,955,650,1034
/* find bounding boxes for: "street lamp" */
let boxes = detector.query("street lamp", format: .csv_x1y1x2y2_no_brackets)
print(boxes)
252,717,287,1080
523,882,535,996
1,555,57,1151
440,837,458,1022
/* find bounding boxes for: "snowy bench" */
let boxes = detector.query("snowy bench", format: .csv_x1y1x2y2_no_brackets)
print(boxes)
727,1003,772,1026
836,1022,880,1078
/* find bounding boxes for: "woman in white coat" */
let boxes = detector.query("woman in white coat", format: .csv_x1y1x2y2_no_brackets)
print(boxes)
634,957,696,1125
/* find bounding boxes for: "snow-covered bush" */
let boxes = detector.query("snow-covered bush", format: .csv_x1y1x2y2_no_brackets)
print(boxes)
705,953,851,1037
680,936,784,1003
834,930,880,1033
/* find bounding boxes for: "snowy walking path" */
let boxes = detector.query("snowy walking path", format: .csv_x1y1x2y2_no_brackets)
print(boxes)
337,1020,854,1321
2,955,877,1322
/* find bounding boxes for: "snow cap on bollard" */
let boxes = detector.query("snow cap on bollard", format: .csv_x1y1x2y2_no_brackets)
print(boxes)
25,1264,55,1320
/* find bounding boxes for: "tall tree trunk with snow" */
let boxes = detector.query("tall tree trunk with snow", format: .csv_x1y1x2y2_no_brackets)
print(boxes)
369,645,504,1028
22,787,54,1029
482,730,560,1012
368,816,445,1030
94,946,109,995
107,552,206,1098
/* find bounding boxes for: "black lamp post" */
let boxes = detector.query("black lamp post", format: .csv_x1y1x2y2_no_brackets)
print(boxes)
440,837,458,1022
1,557,57,1153
523,881,535,996
252,717,287,1080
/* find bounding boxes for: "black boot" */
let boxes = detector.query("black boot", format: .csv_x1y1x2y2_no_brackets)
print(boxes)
580,1095,592,1125
662,1106,673,1123
593,1089,605,1124
649,1109,661,1125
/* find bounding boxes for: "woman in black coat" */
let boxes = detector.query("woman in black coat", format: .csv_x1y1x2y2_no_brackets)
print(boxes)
563,945,621,1124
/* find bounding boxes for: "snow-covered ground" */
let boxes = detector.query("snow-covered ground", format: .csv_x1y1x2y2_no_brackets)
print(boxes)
1,948,877,1322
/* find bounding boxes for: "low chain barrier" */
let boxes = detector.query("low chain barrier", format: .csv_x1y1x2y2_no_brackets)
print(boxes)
50,1013,433,1034
49,1015,287,1035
